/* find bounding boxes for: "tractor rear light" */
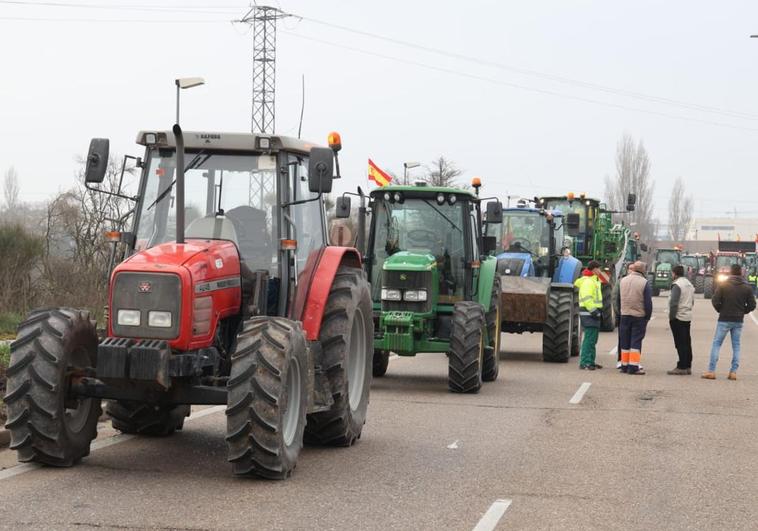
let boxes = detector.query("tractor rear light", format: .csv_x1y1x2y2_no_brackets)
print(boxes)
148,311,172,328
381,288,402,301
117,309,141,327
403,289,427,302
280,239,297,250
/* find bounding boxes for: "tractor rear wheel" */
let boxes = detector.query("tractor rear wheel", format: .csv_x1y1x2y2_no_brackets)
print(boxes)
448,301,486,393
704,276,714,299
600,283,615,332
4,308,101,466
542,290,574,363
305,266,373,446
482,277,501,382
107,401,190,436
372,350,389,377
225,317,308,479
694,274,704,294
570,301,580,357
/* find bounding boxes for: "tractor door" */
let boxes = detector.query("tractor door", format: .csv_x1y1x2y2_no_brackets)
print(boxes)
467,203,480,298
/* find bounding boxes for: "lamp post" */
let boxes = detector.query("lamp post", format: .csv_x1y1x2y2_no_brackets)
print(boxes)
175,77,205,125
403,161,420,184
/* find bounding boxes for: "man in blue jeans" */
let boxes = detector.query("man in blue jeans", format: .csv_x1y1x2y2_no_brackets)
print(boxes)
702,263,756,380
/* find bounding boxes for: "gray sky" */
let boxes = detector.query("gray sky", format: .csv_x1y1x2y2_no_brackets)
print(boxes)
2,0,758,221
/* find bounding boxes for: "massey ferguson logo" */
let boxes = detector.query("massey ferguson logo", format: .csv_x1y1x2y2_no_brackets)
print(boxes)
138,281,152,293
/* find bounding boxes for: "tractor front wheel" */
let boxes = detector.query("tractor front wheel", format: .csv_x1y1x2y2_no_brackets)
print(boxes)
704,276,714,299
107,401,190,436
373,350,389,377
4,308,101,466
542,290,574,363
694,274,705,294
448,301,486,393
482,277,501,382
225,317,308,479
305,266,373,446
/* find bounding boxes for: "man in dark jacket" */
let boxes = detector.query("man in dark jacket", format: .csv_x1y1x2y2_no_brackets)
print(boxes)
702,264,757,380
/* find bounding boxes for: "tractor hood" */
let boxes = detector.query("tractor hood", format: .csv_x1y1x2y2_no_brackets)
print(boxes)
383,251,437,272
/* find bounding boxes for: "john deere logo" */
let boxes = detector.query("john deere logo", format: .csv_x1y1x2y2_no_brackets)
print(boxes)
400,273,407,281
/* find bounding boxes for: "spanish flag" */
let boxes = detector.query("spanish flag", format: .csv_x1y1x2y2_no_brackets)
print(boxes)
368,159,392,187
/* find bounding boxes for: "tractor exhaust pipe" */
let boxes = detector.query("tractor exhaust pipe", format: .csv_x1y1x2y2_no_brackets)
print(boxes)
173,124,185,245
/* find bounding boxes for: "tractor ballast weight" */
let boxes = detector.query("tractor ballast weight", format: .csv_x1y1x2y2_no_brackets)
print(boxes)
487,205,581,363
4,126,374,479
361,182,502,393
537,194,636,332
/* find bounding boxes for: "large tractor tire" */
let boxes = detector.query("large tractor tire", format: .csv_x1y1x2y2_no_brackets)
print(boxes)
482,277,501,382
694,274,704,294
225,316,308,479
4,308,101,466
448,301,486,393
107,401,190,436
704,276,714,299
542,290,574,363
372,350,389,378
570,302,580,357
600,283,615,332
305,266,373,447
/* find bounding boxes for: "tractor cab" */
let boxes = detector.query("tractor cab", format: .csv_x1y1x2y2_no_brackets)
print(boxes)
360,181,503,393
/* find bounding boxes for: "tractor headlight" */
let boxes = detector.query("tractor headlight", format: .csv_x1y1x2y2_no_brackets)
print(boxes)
148,311,173,328
117,309,141,327
717,274,728,282
403,289,428,302
381,288,402,301
436,193,445,204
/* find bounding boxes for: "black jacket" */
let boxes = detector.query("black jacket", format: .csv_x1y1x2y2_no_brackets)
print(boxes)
712,276,756,322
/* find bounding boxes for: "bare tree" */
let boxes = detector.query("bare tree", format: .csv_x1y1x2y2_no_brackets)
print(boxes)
3,166,20,211
604,133,656,242
424,156,462,187
667,177,693,241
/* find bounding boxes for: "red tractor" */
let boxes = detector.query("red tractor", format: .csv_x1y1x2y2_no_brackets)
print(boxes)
4,126,373,479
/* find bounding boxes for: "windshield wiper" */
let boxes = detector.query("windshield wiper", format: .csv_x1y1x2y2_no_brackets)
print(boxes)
422,200,462,232
146,152,211,211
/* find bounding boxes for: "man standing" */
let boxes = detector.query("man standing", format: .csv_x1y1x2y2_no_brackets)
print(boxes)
667,265,695,375
574,260,604,370
619,261,653,375
702,263,756,380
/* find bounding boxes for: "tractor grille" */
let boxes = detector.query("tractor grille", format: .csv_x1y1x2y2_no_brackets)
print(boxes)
381,270,432,313
111,272,181,339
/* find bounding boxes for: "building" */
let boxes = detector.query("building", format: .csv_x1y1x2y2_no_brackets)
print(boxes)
686,217,758,243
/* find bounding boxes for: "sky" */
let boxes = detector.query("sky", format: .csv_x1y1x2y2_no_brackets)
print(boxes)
2,0,758,223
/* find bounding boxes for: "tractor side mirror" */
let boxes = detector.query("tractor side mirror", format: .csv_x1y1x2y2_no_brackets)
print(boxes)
335,196,351,218
85,138,109,184
308,147,334,193
482,235,497,254
566,213,581,236
640,243,648,252
485,201,503,224
626,193,636,212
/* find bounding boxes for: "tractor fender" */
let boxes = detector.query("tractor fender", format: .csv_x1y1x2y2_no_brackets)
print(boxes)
296,246,362,341
477,256,498,312
553,255,582,284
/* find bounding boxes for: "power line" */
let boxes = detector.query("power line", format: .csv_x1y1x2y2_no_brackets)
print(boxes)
298,16,758,122
0,15,227,22
0,0,242,11
281,30,758,134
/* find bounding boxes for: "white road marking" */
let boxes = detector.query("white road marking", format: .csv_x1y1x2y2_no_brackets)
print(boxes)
447,440,459,449
750,312,758,326
0,405,227,481
569,382,592,405
472,499,512,531
609,345,618,357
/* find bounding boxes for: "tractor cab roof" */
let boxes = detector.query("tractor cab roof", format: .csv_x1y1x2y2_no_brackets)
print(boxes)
136,130,320,155
503,206,563,217
370,183,477,200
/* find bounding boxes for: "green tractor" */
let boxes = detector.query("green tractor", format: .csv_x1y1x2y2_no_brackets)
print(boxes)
537,193,637,332
339,181,503,393
649,248,683,296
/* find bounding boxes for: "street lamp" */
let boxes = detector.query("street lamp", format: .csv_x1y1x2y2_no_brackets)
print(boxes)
403,161,420,184
175,77,205,125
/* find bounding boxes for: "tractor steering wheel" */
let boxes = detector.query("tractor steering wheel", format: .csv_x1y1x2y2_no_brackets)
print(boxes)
508,239,535,255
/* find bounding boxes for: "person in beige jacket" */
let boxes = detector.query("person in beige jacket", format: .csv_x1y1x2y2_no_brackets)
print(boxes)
667,265,694,375
618,261,653,374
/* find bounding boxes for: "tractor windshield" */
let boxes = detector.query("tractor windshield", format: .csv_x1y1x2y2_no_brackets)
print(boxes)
370,197,466,300
135,148,323,275
681,256,698,269
498,211,550,258
715,255,740,269
656,250,680,265
542,199,591,254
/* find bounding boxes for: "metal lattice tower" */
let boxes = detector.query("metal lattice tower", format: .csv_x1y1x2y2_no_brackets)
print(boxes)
238,6,292,209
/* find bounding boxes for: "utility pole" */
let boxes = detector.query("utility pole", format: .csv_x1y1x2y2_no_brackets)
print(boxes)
237,5,294,210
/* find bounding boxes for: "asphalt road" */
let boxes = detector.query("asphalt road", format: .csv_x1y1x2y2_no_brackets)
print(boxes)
2,295,758,530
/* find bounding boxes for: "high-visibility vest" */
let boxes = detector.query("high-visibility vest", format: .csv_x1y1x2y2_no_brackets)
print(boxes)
574,274,603,312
